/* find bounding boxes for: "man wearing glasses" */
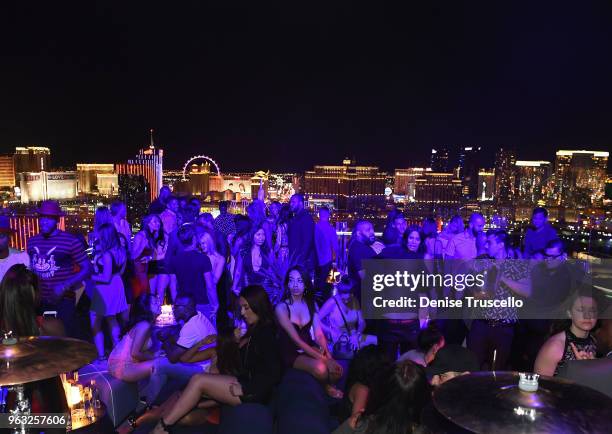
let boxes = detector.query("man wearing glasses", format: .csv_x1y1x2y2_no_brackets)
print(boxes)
523,239,588,369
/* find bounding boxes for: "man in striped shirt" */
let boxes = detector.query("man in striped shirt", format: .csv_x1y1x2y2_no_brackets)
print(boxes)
27,201,92,338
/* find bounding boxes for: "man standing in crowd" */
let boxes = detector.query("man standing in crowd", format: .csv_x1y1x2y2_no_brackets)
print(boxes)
288,194,316,273
383,212,408,247
314,206,338,302
149,185,172,215
438,215,464,256
517,238,583,370
348,220,383,299
524,207,558,258
441,213,485,345
467,229,531,370
149,186,172,215
27,200,92,338
445,212,485,260
0,215,30,281
168,225,217,324
213,200,235,239
160,196,180,235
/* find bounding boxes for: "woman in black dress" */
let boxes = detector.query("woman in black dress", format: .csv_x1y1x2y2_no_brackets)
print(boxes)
275,265,344,398
152,285,281,433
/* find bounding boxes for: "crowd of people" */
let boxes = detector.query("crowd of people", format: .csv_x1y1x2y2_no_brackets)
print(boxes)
0,190,610,433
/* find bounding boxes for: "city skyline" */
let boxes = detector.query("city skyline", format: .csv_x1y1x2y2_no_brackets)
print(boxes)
2,2,612,171
0,142,610,174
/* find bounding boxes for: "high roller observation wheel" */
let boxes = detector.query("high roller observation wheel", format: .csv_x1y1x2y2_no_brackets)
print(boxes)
182,155,222,180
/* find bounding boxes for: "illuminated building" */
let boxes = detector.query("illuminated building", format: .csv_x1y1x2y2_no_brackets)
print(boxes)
304,159,387,211
13,146,51,184
118,174,149,225
208,173,254,200
458,146,482,200
116,131,163,202
18,171,78,203
414,172,462,205
62,202,97,239
514,160,551,206
554,150,609,208
494,148,516,206
96,173,119,196
187,163,211,196
477,170,495,202
76,163,115,194
9,215,65,251
394,168,431,200
267,173,298,201
162,170,185,191
0,155,15,188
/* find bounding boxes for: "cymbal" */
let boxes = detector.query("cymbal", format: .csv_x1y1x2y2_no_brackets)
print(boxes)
433,371,612,434
0,336,97,386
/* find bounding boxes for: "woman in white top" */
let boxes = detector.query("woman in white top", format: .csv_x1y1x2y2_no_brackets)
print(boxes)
90,223,129,360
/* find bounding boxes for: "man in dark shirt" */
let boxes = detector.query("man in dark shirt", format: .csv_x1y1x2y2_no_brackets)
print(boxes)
168,225,217,324
213,200,235,239
27,200,92,338
524,207,558,258
518,238,585,370
347,220,383,299
287,194,316,273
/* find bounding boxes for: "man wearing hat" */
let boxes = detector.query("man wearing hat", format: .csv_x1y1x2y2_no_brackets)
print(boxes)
26,200,92,338
0,215,30,281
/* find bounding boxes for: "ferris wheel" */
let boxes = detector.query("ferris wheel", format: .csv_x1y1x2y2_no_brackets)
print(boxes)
182,155,222,181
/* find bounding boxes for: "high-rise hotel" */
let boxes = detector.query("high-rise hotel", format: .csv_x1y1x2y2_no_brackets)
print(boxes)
116,132,164,203
554,150,608,208
304,158,386,211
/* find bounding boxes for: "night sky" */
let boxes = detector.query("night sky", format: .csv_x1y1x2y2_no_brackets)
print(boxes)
1,1,611,172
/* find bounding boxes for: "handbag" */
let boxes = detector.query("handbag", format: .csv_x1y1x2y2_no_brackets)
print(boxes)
332,297,356,360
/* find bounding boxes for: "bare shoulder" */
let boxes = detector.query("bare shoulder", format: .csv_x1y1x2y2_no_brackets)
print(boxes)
275,302,288,316
543,331,566,352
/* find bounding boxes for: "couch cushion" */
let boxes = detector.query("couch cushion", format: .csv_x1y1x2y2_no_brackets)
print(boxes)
78,363,139,427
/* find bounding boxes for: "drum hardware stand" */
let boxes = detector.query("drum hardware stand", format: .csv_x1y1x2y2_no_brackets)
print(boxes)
2,332,30,434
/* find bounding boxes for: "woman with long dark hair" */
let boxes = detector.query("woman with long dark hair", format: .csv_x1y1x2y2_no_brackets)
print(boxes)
0,264,64,337
231,223,275,298
274,204,292,262
0,264,68,428
275,265,344,398
131,214,165,303
88,206,113,248
108,294,160,382
152,285,281,433
378,226,426,362
89,223,129,360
